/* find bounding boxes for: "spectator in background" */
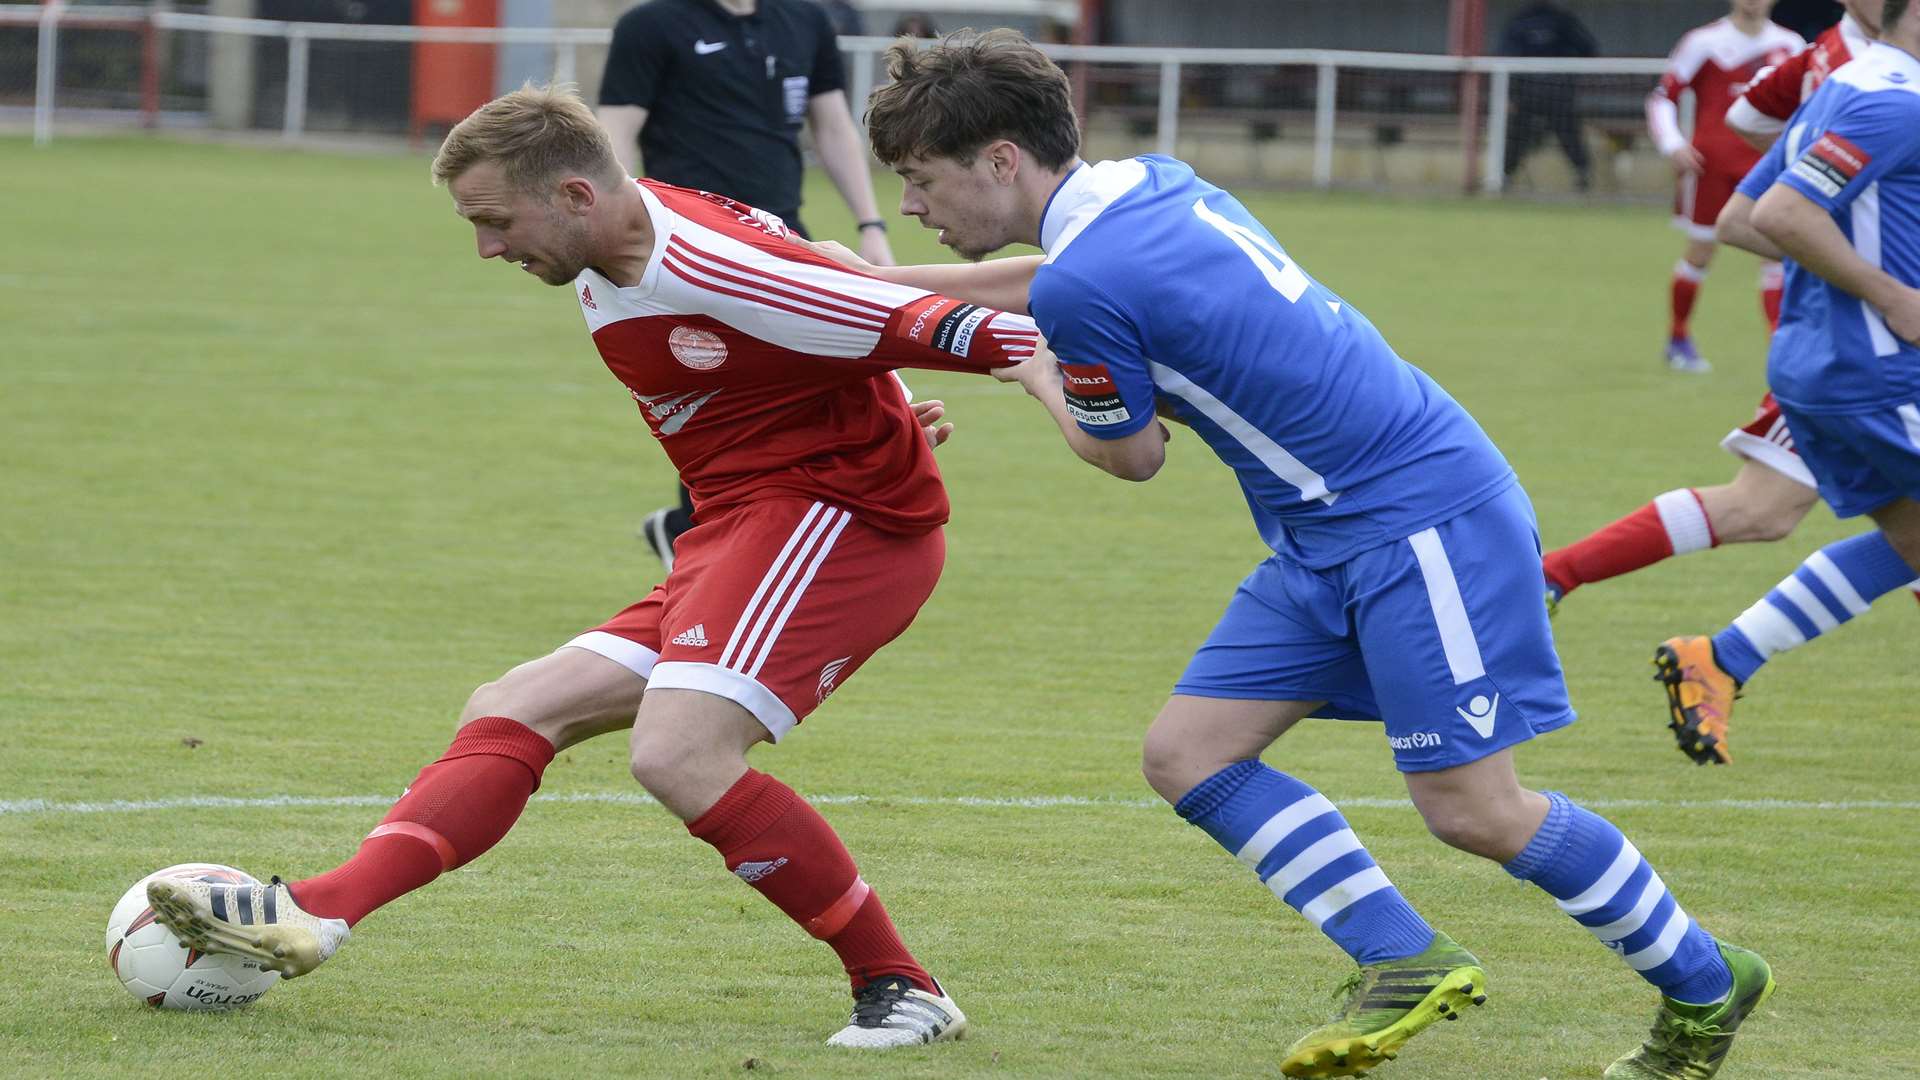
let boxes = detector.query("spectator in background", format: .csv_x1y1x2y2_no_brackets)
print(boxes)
1498,1,1598,193
892,13,938,38
596,0,896,568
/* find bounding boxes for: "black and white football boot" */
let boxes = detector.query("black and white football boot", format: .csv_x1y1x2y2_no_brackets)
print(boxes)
825,975,967,1048
148,874,349,978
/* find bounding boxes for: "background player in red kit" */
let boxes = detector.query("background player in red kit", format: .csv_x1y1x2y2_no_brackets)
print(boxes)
1545,0,1916,632
1646,0,1801,372
145,85,1040,1049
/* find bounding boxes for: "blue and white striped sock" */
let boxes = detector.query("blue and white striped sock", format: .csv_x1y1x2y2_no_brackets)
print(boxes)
1176,761,1435,965
1713,531,1919,683
1505,792,1729,1003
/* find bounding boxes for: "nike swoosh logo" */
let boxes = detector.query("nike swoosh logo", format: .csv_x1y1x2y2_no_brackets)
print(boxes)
694,39,727,54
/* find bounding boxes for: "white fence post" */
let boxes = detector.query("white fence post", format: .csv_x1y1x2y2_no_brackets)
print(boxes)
284,25,309,140
1156,58,1181,157
553,40,577,86
1312,61,1336,189
34,0,63,146
1482,67,1509,194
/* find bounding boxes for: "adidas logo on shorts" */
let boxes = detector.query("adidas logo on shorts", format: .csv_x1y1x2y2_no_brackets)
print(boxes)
670,623,709,647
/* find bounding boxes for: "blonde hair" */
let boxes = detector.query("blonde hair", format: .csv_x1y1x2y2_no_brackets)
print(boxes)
431,83,624,191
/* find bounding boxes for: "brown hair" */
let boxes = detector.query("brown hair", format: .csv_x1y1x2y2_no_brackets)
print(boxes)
431,83,623,191
865,28,1079,170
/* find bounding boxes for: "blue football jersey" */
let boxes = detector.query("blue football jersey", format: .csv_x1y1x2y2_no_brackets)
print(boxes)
1738,118,1835,386
1762,43,1920,411
1029,156,1515,568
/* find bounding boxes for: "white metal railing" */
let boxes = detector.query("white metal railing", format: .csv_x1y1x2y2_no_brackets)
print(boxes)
4,5,1671,193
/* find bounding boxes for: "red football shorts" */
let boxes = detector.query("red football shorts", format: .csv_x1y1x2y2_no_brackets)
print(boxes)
561,498,944,740
1673,162,1746,241
1720,391,1815,488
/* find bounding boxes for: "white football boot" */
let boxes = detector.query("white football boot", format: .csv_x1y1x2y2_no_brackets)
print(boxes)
147,874,349,978
825,975,967,1049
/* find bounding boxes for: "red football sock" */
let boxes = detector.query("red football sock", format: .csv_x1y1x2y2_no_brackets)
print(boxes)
1543,490,1717,596
1760,262,1784,332
688,769,932,993
289,716,554,926
1671,261,1706,339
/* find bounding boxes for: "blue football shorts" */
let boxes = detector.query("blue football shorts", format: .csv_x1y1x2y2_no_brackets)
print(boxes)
1775,398,1920,518
1173,483,1576,773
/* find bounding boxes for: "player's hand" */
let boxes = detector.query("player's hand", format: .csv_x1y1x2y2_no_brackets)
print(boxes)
991,353,1058,393
858,228,896,268
798,238,877,275
911,398,954,449
1668,146,1705,176
990,335,1058,390
1881,285,1920,347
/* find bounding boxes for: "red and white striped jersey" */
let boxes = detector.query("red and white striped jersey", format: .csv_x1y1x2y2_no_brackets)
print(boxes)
578,180,1039,535
1647,16,1802,167
1730,13,1871,140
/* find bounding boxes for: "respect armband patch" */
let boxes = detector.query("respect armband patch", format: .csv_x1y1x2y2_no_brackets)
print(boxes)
897,295,994,358
1060,363,1132,426
1789,132,1871,198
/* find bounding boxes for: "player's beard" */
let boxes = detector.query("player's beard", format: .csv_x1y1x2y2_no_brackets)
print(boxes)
533,210,596,286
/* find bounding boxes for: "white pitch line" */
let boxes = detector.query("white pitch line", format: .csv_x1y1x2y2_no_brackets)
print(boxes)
3,792,1918,817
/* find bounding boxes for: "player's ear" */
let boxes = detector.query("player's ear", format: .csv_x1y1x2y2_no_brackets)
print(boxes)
558,176,597,213
985,140,1021,185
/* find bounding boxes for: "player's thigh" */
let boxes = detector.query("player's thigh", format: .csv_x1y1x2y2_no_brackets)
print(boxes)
1348,484,1576,775
640,498,945,744
1683,167,1738,251
462,645,648,751
1170,555,1376,724
628,686,772,820
1776,400,1920,521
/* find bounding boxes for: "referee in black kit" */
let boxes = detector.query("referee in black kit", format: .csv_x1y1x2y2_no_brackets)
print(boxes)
597,0,897,568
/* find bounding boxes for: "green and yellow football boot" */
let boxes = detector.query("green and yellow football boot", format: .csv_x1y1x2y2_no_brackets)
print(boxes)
1279,931,1487,1078
1605,942,1774,1080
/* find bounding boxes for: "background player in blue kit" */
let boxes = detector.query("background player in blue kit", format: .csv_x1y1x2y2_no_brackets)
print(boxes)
857,30,1774,1080
1657,4,1920,764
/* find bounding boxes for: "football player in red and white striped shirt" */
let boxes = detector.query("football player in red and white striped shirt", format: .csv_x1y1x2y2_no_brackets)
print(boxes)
1645,0,1801,371
147,85,1039,1049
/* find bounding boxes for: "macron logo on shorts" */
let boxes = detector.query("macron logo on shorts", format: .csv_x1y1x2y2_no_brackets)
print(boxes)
1455,693,1499,739
670,623,710,647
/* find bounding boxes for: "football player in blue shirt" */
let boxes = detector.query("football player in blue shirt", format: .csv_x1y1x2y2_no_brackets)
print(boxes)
1656,5,1920,765
853,29,1774,1079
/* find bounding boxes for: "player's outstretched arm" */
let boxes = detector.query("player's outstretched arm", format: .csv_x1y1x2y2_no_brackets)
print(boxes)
800,239,1040,314
1714,193,1784,260
1753,184,1920,342
995,347,1167,482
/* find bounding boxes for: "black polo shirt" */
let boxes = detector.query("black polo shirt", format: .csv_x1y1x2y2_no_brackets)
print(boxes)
598,0,845,227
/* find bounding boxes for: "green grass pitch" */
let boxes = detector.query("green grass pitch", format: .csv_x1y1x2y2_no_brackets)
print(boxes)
1,136,1914,1079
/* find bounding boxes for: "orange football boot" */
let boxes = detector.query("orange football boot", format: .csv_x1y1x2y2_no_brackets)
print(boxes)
1652,636,1740,765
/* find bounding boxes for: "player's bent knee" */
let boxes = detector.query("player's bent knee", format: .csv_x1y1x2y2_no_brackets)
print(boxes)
457,679,587,749
1139,730,1216,805
1418,805,1516,861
